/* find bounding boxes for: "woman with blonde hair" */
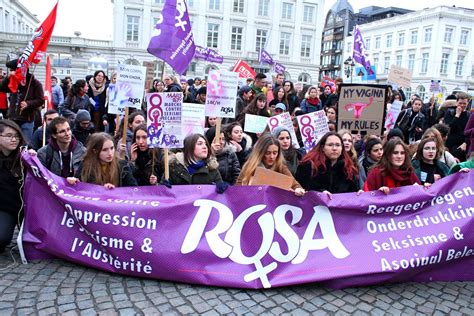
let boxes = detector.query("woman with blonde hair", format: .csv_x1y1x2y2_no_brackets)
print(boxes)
236,133,305,196
67,132,137,189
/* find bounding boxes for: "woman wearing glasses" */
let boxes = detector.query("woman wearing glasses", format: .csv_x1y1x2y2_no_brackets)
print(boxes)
295,132,359,198
0,120,25,252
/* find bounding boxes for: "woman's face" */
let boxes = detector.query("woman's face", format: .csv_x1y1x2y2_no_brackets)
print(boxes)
208,117,217,127
412,100,422,112
389,144,406,168
326,108,336,121
283,82,291,92
193,137,208,160
369,144,384,162
277,131,291,151
129,115,145,131
156,81,165,92
218,133,225,148
263,144,279,168
309,88,318,99
324,86,331,95
99,140,115,164
323,135,342,161
95,72,105,84
422,141,437,162
135,130,148,152
394,95,401,100
231,126,243,142
341,133,353,152
0,127,20,153
277,89,285,100
80,84,88,95
111,74,117,84
257,99,266,109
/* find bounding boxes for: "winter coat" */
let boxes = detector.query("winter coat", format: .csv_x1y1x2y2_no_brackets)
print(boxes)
287,93,300,114
449,157,474,174
445,110,470,156
357,155,378,188
229,133,253,168
300,98,322,114
215,144,241,184
165,152,223,185
0,152,22,216
59,95,92,121
1,73,44,123
130,150,163,186
76,160,138,187
295,157,359,193
165,82,182,93
395,108,425,143
37,137,86,177
411,159,449,185
31,126,51,151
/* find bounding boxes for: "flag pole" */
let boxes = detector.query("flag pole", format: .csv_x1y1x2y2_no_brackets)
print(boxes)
160,61,170,180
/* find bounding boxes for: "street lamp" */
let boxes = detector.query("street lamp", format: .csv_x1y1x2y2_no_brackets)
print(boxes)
344,56,355,83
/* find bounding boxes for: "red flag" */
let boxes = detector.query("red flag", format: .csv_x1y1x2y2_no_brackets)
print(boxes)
44,55,53,110
8,1,58,93
231,59,256,79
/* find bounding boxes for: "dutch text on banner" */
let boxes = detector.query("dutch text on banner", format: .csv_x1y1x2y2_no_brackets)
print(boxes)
337,84,388,136
182,102,205,137
244,114,269,134
387,65,413,89
108,64,147,115
146,92,183,148
384,100,403,131
19,153,474,289
297,111,330,152
205,70,239,118
232,59,256,79
147,0,195,75
268,112,300,149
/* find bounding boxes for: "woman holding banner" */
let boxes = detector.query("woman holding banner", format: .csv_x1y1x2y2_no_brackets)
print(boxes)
295,132,359,198
411,137,449,186
67,133,137,189
236,133,305,197
129,124,163,186
163,134,228,193
364,139,420,194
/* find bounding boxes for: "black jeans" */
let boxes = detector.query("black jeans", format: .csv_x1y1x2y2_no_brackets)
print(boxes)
0,212,17,252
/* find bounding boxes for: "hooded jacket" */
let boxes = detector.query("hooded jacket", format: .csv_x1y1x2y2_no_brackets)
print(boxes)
165,152,223,185
37,136,86,177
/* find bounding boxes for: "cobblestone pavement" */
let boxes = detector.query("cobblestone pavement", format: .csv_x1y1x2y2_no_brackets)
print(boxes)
1,243,473,315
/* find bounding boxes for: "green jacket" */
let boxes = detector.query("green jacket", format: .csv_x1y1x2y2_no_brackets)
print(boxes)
449,157,474,174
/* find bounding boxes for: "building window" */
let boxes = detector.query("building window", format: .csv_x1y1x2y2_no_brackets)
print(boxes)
154,0,164,4
424,28,432,43
460,30,469,45
386,34,392,48
440,53,449,74
258,0,269,16
398,33,404,46
256,29,267,52
231,26,243,50
282,3,293,19
280,32,291,55
298,73,311,83
375,37,381,49
233,0,244,13
209,0,220,10
383,57,390,74
207,23,219,48
396,55,402,66
444,27,453,43
126,16,139,41
421,53,429,73
365,38,370,50
301,35,312,57
303,6,314,23
408,54,415,72
455,55,464,76
410,30,418,44
417,85,426,101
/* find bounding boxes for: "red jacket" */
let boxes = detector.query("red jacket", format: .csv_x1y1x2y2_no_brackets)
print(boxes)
364,166,420,191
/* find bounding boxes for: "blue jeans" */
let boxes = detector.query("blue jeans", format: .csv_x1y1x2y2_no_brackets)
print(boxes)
20,121,34,145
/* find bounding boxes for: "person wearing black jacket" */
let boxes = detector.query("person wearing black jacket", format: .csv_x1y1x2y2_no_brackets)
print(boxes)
206,127,241,184
395,98,426,143
445,93,470,161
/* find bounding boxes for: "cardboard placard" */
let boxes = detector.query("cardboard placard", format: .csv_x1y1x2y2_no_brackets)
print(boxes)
387,65,412,89
249,167,294,191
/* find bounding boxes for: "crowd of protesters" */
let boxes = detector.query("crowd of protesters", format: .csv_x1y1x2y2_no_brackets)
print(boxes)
0,58,473,252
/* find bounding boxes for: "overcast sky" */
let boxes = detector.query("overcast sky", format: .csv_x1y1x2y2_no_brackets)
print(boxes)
18,0,474,41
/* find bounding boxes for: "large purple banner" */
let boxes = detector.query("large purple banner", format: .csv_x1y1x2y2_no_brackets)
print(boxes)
20,153,473,289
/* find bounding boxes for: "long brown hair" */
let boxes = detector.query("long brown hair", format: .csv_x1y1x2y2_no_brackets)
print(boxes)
182,134,211,166
376,139,414,175
239,133,285,185
132,124,161,163
80,133,120,186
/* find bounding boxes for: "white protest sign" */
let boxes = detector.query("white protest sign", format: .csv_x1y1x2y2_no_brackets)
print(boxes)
146,92,183,149
267,112,300,149
182,103,205,138
244,114,269,134
109,64,147,114
297,111,329,152
205,70,239,118
387,65,412,89
384,100,403,131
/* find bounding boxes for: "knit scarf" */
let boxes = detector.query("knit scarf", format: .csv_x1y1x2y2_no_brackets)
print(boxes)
307,98,319,105
187,160,206,175
88,78,106,97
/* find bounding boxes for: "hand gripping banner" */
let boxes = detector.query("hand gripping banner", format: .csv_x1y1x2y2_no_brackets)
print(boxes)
20,153,474,289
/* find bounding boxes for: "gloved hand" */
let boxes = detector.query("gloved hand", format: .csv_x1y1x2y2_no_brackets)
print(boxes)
162,179,172,189
216,182,229,194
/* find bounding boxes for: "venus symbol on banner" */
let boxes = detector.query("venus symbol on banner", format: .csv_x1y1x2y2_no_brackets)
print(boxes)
147,93,164,146
299,115,316,151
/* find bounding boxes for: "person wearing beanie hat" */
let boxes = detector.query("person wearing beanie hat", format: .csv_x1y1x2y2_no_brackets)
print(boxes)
386,128,405,143
272,126,305,176
73,110,95,145
358,137,383,187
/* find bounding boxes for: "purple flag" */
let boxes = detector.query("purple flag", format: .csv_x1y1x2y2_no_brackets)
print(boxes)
259,49,274,65
20,153,474,289
207,48,223,64
147,0,196,75
353,25,374,75
194,45,209,60
274,63,286,74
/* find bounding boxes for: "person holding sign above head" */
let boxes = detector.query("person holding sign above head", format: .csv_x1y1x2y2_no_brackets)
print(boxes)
236,93,270,145
129,124,163,186
364,139,420,194
236,133,305,197
225,122,252,168
162,134,228,193
67,133,137,189
295,132,359,198
411,137,450,187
